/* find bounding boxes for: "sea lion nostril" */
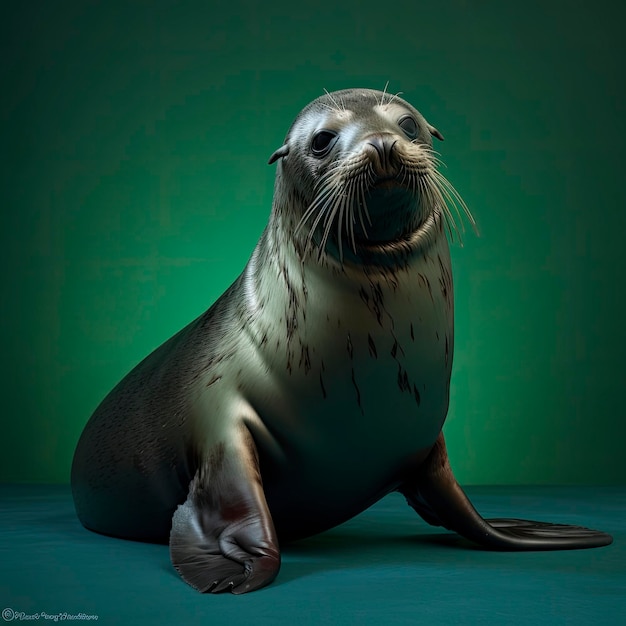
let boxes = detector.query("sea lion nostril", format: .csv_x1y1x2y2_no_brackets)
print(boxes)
366,135,399,176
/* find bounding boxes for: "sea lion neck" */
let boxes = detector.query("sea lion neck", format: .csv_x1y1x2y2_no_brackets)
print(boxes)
267,191,446,275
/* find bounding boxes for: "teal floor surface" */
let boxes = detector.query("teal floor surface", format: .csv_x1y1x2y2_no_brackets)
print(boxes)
1,485,623,625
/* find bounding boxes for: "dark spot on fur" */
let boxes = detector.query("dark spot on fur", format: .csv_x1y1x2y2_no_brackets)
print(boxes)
347,333,354,359
359,282,384,326
367,334,378,358
286,311,298,340
280,258,304,343
390,336,406,359
351,367,364,415
397,365,410,393
206,375,222,387
417,273,434,303
410,323,415,341
371,282,385,327
381,271,399,293
299,344,311,374
413,384,421,406
437,253,453,309
319,372,327,399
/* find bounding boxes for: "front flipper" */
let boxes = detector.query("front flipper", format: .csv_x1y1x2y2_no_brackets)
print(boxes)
399,433,613,550
169,426,280,594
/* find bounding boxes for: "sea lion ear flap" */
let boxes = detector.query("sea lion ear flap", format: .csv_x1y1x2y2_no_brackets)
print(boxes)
427,124,444,142
268,144,289,165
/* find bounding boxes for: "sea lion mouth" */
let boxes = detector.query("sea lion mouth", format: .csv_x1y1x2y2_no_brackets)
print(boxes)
371,176,403,190
295,145,475,263
349,185,428,252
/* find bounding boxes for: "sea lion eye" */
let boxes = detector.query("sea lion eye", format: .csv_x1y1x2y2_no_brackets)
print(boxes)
398,115,418,140
311,130,338,157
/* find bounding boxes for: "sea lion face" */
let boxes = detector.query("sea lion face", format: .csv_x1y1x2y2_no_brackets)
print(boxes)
269,88,471,264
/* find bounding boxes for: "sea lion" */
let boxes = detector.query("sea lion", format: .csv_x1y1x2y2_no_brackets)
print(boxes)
71,87,612,595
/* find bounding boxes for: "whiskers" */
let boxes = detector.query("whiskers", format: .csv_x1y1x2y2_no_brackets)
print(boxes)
295,154,374,261
295,145,476,262
408,147,477,244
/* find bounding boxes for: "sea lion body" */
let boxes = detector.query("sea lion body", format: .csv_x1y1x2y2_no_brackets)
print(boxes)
72,204,452,542
72,88,612,594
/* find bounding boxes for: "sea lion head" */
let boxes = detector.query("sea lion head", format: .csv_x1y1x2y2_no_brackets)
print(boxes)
268,88,474,266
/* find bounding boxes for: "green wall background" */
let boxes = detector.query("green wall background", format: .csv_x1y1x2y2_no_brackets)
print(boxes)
1,1,624,485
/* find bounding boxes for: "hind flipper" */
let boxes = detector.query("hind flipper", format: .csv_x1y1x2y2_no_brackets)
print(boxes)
399,433,612,550
170,425,280,594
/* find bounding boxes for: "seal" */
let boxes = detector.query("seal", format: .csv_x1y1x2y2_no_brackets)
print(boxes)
71,88,612,594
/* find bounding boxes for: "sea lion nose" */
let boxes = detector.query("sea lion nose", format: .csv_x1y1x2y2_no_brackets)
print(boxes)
365,134,399,178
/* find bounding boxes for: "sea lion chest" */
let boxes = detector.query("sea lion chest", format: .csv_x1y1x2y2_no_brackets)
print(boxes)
233,231,454,533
